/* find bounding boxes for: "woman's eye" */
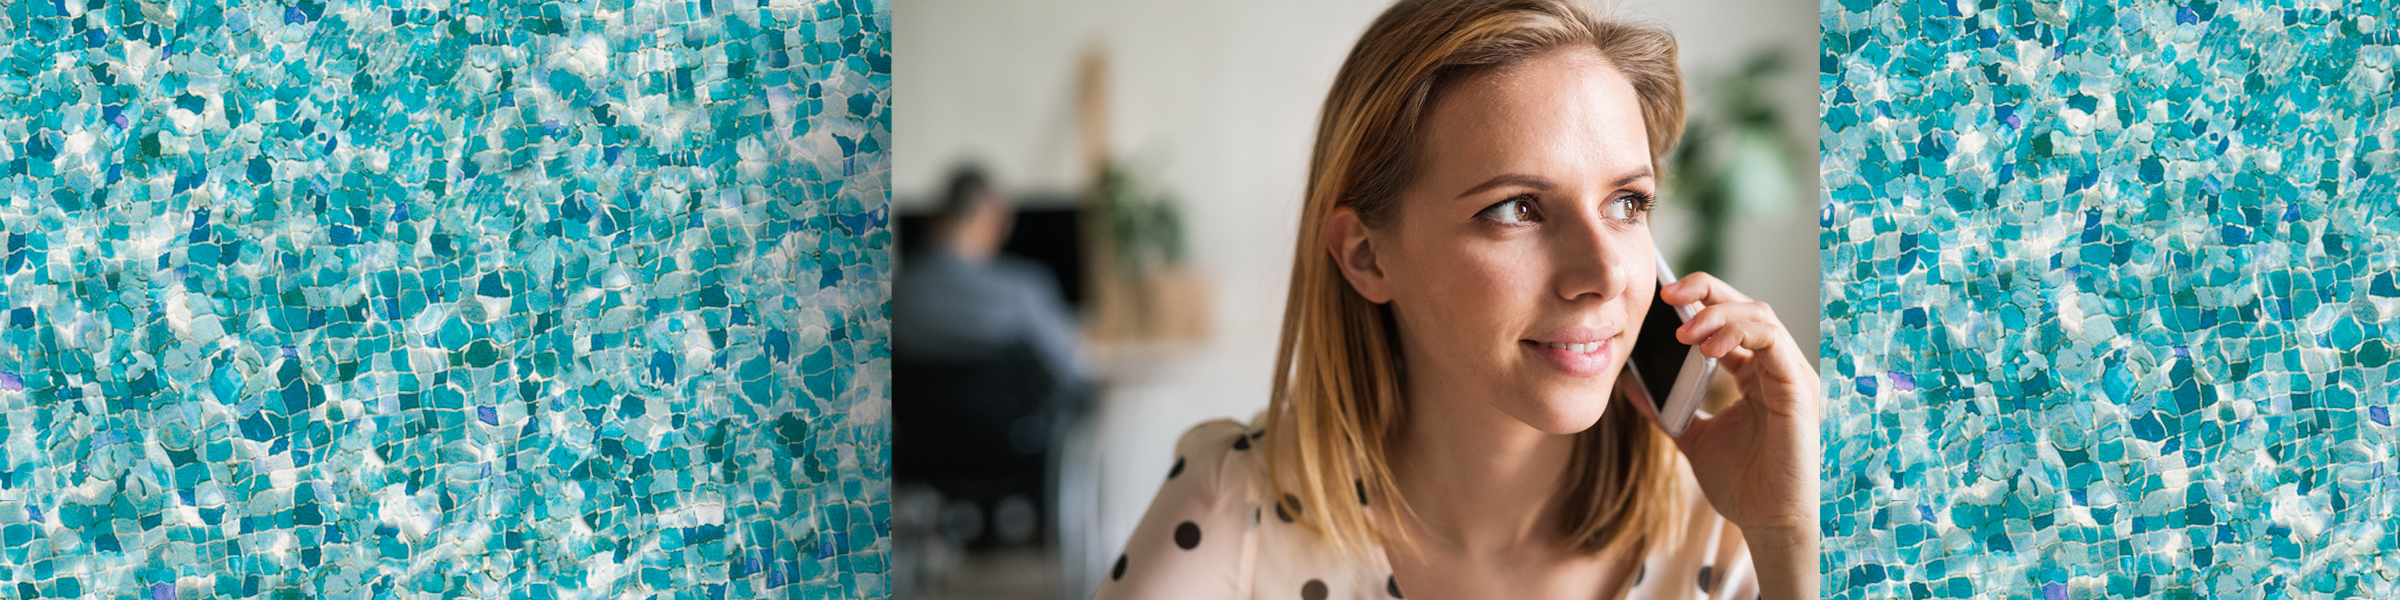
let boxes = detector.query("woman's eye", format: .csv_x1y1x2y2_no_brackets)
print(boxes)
1478,197,1539,224
1604,193,1657,221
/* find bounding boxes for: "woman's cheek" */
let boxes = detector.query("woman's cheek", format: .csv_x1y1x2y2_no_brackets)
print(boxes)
1443,251,1537,333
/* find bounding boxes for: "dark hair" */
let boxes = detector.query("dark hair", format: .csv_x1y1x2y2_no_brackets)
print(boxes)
938,163,995,225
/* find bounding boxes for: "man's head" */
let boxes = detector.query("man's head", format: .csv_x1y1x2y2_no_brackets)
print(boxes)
935,164,1013,261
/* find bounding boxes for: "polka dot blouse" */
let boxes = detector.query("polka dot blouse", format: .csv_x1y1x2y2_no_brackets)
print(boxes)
1094,419,1761,600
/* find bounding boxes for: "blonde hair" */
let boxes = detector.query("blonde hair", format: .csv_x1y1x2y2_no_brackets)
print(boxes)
1261,0,1688,559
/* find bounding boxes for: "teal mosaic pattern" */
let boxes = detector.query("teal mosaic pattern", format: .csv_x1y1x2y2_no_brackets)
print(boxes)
0,0,889,597
1821,0,2398,597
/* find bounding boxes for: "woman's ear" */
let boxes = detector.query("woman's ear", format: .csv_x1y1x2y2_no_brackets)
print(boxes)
1326,207,1395,303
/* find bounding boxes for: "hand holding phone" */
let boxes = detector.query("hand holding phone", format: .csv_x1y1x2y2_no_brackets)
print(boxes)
1621,252,1715,437
1635,266,1825,600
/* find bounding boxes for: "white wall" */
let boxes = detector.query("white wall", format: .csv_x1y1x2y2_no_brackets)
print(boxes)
894,0,1817,595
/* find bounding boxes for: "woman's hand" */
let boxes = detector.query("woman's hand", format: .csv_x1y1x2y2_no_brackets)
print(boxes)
1658,271,1821,600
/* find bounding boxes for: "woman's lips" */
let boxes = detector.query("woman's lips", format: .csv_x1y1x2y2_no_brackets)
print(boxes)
1523,338,1614,377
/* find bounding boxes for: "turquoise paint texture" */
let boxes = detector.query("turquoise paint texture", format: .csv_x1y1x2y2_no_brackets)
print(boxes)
0,0,889,597
1822,0,2398,598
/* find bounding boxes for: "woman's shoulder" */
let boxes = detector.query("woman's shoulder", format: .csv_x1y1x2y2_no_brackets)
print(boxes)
1093,417,1261,598
1097,416,1402,599
1179,417,1265,472
1148,417,1277,535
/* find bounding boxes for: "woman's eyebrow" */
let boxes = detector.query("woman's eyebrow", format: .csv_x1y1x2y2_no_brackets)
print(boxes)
1454,174,1552,199
1612,167,1654,187
1453,167,1654,200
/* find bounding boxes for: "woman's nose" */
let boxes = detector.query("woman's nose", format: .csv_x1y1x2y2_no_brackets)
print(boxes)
1550,207,1634,303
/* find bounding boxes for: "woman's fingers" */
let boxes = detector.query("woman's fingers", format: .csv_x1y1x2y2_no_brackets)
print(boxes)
1699,320,1777,358
1679,300,1814,390
1659,272,1816,409
1675,299,1781,348
1660,271,1753,307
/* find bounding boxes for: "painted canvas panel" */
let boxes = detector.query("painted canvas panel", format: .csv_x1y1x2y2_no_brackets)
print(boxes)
1822,0,2397,597
0,0,889,597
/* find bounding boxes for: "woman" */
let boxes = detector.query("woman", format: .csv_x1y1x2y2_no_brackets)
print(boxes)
1094,0,1820,598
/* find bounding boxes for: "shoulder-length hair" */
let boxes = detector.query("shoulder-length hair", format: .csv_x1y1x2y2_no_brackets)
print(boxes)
1261,0,1688,559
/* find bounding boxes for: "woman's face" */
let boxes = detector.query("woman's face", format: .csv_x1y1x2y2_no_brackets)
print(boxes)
1349,48,1658,435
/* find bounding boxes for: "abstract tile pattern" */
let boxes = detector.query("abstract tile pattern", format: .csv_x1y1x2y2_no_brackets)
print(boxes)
1822,0,2397,597
0,0,889,597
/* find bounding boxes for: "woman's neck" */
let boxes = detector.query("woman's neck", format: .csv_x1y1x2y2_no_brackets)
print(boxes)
1386,380,1582,557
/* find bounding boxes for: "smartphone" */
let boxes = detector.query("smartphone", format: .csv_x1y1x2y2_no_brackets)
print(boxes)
1621,252,1715,437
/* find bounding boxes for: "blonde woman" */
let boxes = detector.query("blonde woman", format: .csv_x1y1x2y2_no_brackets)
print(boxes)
1092,0,1821,598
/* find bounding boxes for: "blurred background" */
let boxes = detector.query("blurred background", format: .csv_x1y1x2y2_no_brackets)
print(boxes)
887,0,1818,598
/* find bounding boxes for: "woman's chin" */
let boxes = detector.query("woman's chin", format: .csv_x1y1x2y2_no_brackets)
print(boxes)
1502,381,1617,435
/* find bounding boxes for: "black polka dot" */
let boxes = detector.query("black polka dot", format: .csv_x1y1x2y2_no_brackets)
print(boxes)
1233,436,1251,450
1301,579,1329,600
1386,575,1404,598
1174,521,1202,550
1697,565,1713,593
1633,563,1644,586
1168,456,1186,479
1111,553,1127,580
1277,494,1301,523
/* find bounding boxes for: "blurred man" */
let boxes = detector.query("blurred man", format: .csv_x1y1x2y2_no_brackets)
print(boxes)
894,165,1088,405
892,164,1088,549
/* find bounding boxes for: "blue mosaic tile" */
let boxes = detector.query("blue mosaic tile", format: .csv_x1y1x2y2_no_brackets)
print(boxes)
0,0,889,597
1822,0,2399,598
